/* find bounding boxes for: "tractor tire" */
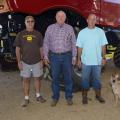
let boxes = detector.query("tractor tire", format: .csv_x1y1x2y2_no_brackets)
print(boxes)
0,55,18,71
46,65,82,92
59,67,82,92
113,45,120,68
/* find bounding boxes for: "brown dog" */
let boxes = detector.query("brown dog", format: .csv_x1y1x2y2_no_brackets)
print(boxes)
110,73,120,106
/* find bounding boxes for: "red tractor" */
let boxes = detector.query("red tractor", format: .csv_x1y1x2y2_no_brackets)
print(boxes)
0,0,120,91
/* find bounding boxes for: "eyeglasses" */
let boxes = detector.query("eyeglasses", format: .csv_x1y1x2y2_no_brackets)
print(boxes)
26,20,34,23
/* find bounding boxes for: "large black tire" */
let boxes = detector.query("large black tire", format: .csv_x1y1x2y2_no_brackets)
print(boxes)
58,67,82,92
45,65,82,92
105,30,119,47
113,45,120,68
0,55,18,71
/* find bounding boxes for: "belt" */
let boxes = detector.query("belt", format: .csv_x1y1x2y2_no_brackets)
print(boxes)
50,51,71,55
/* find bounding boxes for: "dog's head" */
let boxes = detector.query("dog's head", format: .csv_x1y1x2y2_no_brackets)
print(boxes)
110,73,120,86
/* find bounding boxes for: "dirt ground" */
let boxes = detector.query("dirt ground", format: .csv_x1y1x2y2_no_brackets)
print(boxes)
0,61,120,120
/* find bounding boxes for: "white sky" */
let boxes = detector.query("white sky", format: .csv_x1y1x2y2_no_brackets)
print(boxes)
104,0,120,4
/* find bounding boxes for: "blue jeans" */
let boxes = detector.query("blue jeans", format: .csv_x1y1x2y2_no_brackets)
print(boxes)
81,64,101,90
49,52,73,100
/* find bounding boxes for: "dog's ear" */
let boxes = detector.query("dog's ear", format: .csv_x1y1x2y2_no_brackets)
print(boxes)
118,77,120,81
112,72,118,77
112,73,117,78
112,73,115,77
115,74,119,79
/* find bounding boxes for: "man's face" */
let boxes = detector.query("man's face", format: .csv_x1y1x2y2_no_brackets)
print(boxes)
87,14,96,28
25,17,35,30
56,11,66,25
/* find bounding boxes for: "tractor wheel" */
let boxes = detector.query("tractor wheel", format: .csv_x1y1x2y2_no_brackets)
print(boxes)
51,67,82,92
113,45,120,68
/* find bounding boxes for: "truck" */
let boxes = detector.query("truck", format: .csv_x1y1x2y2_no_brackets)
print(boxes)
0,0,120,91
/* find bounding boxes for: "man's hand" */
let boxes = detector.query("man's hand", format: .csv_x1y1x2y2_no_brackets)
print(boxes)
72,58,76,66
102,58,106,66
77,59,82,69
18,61,23,70
44,59,49,66
40,60,44,68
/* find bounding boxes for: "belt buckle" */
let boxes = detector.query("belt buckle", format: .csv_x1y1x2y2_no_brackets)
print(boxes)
58,52,62,55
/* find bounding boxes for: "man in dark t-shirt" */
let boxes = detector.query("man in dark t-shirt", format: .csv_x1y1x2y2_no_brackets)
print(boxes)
14,16,46,107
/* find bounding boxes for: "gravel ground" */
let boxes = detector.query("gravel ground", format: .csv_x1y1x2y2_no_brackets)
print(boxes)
0,61,120,120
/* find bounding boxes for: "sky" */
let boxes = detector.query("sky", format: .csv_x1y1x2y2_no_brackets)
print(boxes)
104,0,120,4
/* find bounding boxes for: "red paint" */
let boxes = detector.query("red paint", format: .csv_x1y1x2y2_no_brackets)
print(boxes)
6,0,120,27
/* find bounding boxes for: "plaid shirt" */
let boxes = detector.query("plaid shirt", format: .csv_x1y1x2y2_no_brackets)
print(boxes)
43,23,77,59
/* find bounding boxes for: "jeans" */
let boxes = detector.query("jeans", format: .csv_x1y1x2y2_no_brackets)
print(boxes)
81,64,101,90
49,52,73,100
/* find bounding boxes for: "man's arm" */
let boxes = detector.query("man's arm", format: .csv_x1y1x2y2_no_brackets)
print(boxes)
71,27,77,60
101,45,106,66
43,28,50,66
43,28,50,60
16,47,21,62
101,29,108,59
77,47,82,61
102,45,106,59
71,27,77,65
40,47,43,60
77,47,82,68
16,46,23,70
76,30,83,67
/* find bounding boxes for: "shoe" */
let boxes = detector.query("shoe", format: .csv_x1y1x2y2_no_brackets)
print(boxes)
82,96,88,104
95,89,105,103
96,96,105,103
51,100,58,107
82,89,88,104
21,99,29,107
67,99,73,105
36,96,46,103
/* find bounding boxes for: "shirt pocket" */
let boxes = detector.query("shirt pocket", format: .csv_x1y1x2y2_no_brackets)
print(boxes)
66,33,72,42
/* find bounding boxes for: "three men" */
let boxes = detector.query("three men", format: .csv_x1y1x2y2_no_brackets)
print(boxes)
15,12,107,107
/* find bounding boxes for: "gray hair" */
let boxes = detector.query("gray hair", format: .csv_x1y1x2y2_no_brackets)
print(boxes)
56,10,66,18
25,16,35,21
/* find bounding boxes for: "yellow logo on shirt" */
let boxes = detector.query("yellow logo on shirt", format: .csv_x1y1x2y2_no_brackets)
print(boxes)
27,36,32,42
23,34,36,42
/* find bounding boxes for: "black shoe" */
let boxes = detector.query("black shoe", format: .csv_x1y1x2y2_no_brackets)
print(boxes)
67,99,73,105
51,100,58,107
96,96,105,103
36,96,46,103
82,96,88,104
21,99,29,107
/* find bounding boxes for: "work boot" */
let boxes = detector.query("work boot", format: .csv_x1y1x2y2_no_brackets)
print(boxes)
66,98,73,105
95,89,105,103
82,89,88,104
51,99,58,107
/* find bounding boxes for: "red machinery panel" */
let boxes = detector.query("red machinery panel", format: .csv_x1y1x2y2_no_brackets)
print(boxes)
4,0,120,27
101,0,120,27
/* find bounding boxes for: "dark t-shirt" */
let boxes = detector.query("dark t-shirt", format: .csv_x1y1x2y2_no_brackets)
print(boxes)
14,30,43,64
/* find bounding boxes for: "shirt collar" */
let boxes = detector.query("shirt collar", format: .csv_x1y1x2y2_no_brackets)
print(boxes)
56,23,65,28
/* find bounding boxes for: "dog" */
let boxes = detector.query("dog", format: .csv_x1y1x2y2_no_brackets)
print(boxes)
110,73,120,106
